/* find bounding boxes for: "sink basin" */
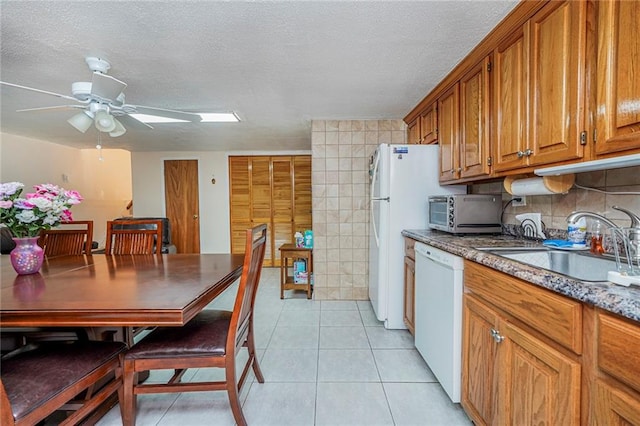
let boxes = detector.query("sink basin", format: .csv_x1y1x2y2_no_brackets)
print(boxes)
478,247,618,282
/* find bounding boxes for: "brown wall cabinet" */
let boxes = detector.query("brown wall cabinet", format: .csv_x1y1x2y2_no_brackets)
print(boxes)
595,0,640,156
403,0,640,181
229,155,311,267
439,56,492,183
493,0,587,173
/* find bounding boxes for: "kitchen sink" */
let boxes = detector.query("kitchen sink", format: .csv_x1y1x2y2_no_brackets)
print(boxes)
477,247,619,282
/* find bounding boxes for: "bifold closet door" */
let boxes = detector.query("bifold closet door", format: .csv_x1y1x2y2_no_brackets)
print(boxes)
229,155,311,267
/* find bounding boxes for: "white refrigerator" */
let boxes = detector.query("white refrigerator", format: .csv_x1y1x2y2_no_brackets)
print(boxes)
368,143,465,329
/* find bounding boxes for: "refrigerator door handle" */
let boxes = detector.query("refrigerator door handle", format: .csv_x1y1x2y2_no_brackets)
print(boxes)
370,149,383,248
371,199,380,248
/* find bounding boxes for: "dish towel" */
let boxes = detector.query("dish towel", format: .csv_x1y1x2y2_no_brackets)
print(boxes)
515,213,546,239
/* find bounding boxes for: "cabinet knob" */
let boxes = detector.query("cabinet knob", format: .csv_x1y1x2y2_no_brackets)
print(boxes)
490,328,505,343
193,214,199,219
516,150,524,158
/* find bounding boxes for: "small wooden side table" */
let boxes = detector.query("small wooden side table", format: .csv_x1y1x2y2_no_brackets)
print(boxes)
279,243,313,299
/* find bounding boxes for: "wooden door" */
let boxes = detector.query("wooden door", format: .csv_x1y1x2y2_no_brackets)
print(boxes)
420,103,438,145
293,156,312,236
229,157,252,256
499,320,581,425
271,156,294,265
596,0,640,156
164,160,200,253
528,0,586,166
250,157,273,265
460,56,491,179
229,155,312,267
462,294,500,426
493,27,529,173
438,84,460,182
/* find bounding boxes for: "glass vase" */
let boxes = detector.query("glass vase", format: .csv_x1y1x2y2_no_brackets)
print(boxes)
10,237,44,275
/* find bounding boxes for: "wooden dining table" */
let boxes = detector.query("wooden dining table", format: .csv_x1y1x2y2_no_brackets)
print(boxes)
1,253,245,328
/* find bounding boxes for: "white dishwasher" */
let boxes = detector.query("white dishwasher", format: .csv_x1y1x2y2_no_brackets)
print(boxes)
414,242,464,403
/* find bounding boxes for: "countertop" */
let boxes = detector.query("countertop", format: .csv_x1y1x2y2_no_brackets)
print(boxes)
402,229,640,323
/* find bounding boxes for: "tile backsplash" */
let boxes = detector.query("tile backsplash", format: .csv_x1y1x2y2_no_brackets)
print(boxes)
472,167,640,233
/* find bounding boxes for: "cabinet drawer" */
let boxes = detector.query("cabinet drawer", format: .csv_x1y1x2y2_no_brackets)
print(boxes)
598,311,640,393
464,261,582,354
404,237,416,260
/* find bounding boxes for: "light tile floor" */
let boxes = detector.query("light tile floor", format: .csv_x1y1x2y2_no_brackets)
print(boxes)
97,268,471,426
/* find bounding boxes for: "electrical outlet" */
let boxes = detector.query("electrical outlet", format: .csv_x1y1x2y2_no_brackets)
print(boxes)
512,195,526,207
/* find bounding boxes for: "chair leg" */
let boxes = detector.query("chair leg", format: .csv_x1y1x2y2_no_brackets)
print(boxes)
246,329,264,383
225,357,248,426
121,358,137,426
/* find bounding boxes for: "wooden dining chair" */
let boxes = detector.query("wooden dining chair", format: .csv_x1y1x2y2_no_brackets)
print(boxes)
105,219,163,255
39,220,94,256
121,224,268,426
1,340,126,425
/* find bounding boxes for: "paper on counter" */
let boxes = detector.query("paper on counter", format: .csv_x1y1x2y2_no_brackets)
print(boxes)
516,213,546,239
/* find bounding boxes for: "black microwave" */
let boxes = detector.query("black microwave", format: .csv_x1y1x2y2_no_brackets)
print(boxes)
428,194,502,234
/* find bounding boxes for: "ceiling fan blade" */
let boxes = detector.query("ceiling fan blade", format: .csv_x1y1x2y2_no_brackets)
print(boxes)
91,72,127,102
16,105,86,113
117,114,154,130
1,81,80,102
131,105,202,122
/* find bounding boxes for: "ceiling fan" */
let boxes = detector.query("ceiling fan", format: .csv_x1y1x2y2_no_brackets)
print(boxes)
0,56,201,138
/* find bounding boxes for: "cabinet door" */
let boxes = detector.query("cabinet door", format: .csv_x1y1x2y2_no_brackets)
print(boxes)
596,0,640,155
493,28,528,172
420,103,438,145
499,320,581,425
528,0,586,166
460,56,491,179
593,380,640,425
462,294,500,425
403,255,415,335
438,84,460,182
407,118,421,144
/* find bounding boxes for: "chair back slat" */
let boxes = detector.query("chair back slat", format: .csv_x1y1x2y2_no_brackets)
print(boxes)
230,224,267,351
39,221,93,256
105,220,163,255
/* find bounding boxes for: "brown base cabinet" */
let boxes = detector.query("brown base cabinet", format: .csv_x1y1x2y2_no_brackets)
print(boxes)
462,293,581,425
462,261,582,425
590,310,640,424
403,237,416,335
462,260,640,425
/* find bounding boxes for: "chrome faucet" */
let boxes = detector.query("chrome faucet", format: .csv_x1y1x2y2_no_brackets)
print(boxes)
566,206,640,230
567,207,640,264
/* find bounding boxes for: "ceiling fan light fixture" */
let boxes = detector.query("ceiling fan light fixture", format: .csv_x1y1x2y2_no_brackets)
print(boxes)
67,111,94,133
94,110,116,132
109,118,127,137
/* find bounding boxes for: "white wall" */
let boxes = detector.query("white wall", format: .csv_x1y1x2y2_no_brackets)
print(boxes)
0,133,132,247
131,150,311,254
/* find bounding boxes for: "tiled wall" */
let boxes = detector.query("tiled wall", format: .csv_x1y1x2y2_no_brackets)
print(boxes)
472,166,640,232
311,119,406,300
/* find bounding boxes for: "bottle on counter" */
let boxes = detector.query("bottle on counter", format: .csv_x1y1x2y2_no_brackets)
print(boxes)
589,220,605,255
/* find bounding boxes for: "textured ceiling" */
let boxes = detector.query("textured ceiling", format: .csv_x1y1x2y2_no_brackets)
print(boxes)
0,0,517,152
